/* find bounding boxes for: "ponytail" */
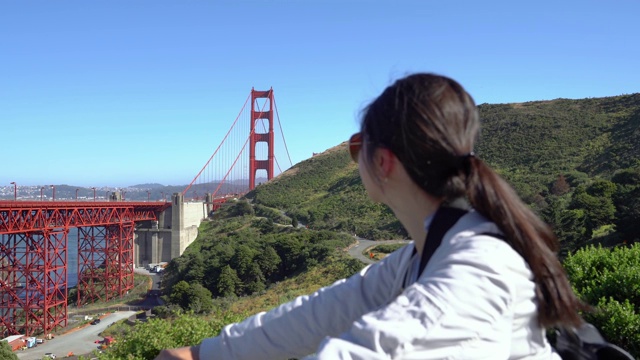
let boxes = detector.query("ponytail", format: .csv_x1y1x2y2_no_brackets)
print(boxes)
466,156,587,327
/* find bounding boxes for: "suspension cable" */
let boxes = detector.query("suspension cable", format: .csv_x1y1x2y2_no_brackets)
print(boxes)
274,95,293,168
183,92,251,195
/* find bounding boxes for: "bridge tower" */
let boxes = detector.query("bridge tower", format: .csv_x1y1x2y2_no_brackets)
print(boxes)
249,88,274,190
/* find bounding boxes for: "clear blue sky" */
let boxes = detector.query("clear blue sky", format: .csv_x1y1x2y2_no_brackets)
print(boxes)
2,0,638,187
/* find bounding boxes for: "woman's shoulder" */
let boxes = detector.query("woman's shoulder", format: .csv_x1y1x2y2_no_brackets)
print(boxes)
438,211,532,276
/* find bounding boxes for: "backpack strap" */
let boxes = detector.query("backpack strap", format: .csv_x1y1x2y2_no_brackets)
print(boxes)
415,198,471,275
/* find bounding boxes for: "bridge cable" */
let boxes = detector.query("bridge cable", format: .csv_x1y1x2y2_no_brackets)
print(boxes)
214,90,271,195
273,95,293,168
182,92,252,196
212,130,252,197
256,114,283,174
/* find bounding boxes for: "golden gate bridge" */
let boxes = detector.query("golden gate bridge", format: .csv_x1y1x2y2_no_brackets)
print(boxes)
0,88,292,337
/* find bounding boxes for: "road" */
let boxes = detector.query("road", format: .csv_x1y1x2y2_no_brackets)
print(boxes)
16,311,137,360
133,269,165,307
347,238,411,264
16,270,163,359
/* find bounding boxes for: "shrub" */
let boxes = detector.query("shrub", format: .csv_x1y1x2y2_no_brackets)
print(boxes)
563,244,640,357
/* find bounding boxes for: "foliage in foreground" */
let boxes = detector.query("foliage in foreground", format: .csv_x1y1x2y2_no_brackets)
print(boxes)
98,252,365,359
96,312,243,360
101,245,640,359
564,244,640,357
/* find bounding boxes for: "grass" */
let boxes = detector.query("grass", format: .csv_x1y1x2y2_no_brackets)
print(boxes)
68,274,152,313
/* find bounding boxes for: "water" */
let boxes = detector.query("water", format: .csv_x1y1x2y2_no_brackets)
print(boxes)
68,230,78,288
3,229,95,289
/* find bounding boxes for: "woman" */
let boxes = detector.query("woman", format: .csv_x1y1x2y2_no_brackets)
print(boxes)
156,73,585,359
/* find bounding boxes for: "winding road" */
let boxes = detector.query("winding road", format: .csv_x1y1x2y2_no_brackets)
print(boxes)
347,237,411,264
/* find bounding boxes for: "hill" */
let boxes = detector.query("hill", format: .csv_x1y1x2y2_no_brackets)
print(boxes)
476,93,640,201
246,144,405,240
247,93,640,248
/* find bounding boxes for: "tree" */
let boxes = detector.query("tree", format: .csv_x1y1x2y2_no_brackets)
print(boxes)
550,174,570,196
243,262,266,295
187,283,215,314
0,340,18,360
232,245,256,279
169,280,191,309
256,245,281,279
184,253,205,283
217,265,241,297
570,185,616,237
291,216,298,228
230,200,254,216
612,167,640,243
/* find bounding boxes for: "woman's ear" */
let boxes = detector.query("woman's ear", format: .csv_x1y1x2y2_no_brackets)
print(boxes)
374,148,397,179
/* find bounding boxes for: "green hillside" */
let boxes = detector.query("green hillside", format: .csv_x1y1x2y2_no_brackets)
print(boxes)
476,93,640,201
246,93,640,248
247,144,405,240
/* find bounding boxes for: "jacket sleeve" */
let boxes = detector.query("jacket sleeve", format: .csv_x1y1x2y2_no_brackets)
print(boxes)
306,235,522,360
199,245,413,360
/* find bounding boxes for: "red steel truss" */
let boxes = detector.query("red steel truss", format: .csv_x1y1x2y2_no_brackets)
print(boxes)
0,201,168,337
76,224,134,307
249,88,275,190
0,229,67,337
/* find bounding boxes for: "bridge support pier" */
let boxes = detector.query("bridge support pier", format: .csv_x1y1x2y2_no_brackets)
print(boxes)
134,193,205,267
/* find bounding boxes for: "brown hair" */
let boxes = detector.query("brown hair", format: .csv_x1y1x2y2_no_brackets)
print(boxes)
360,73,585,327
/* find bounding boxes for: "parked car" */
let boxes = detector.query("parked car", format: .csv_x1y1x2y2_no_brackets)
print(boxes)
91,318,101,325
44,353,56,359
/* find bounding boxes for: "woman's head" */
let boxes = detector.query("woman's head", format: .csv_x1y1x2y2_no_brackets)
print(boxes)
352,72,587,328
359,73,478,199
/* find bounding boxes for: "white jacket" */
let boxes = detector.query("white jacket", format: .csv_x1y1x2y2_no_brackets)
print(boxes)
199,211,560,359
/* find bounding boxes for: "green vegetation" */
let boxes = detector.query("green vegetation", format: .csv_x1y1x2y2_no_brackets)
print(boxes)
564,244,640,358
68,273,151,310
155,200,355,317
97,252,364,359
0,340,19,360
246,144,405,240
95,93,640,358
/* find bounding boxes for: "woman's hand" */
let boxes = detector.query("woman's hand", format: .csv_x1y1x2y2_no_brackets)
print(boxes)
154,345,200,360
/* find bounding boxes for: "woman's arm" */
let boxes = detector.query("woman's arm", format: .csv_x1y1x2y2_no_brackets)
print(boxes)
306,236,523,359
157,244,413,360
155,346,200,360
200,246,412,359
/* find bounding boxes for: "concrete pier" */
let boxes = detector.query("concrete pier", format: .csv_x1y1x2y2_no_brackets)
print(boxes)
134,193,208,267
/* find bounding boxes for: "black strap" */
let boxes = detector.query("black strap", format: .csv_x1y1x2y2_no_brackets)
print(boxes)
419,207,467,275
416,200,470,276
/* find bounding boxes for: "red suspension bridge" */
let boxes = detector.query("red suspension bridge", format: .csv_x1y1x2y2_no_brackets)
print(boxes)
0,89,292,337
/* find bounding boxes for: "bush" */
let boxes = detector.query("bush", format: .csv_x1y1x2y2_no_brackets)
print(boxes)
563,244,640,357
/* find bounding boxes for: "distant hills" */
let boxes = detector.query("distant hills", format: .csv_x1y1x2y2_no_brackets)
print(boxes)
0,178,269,201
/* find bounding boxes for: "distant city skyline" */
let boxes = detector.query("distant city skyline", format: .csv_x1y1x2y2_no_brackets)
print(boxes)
0,178,267,201
2,1,638,187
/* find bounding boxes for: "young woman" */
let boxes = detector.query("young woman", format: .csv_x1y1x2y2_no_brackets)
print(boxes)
156,73,585,359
